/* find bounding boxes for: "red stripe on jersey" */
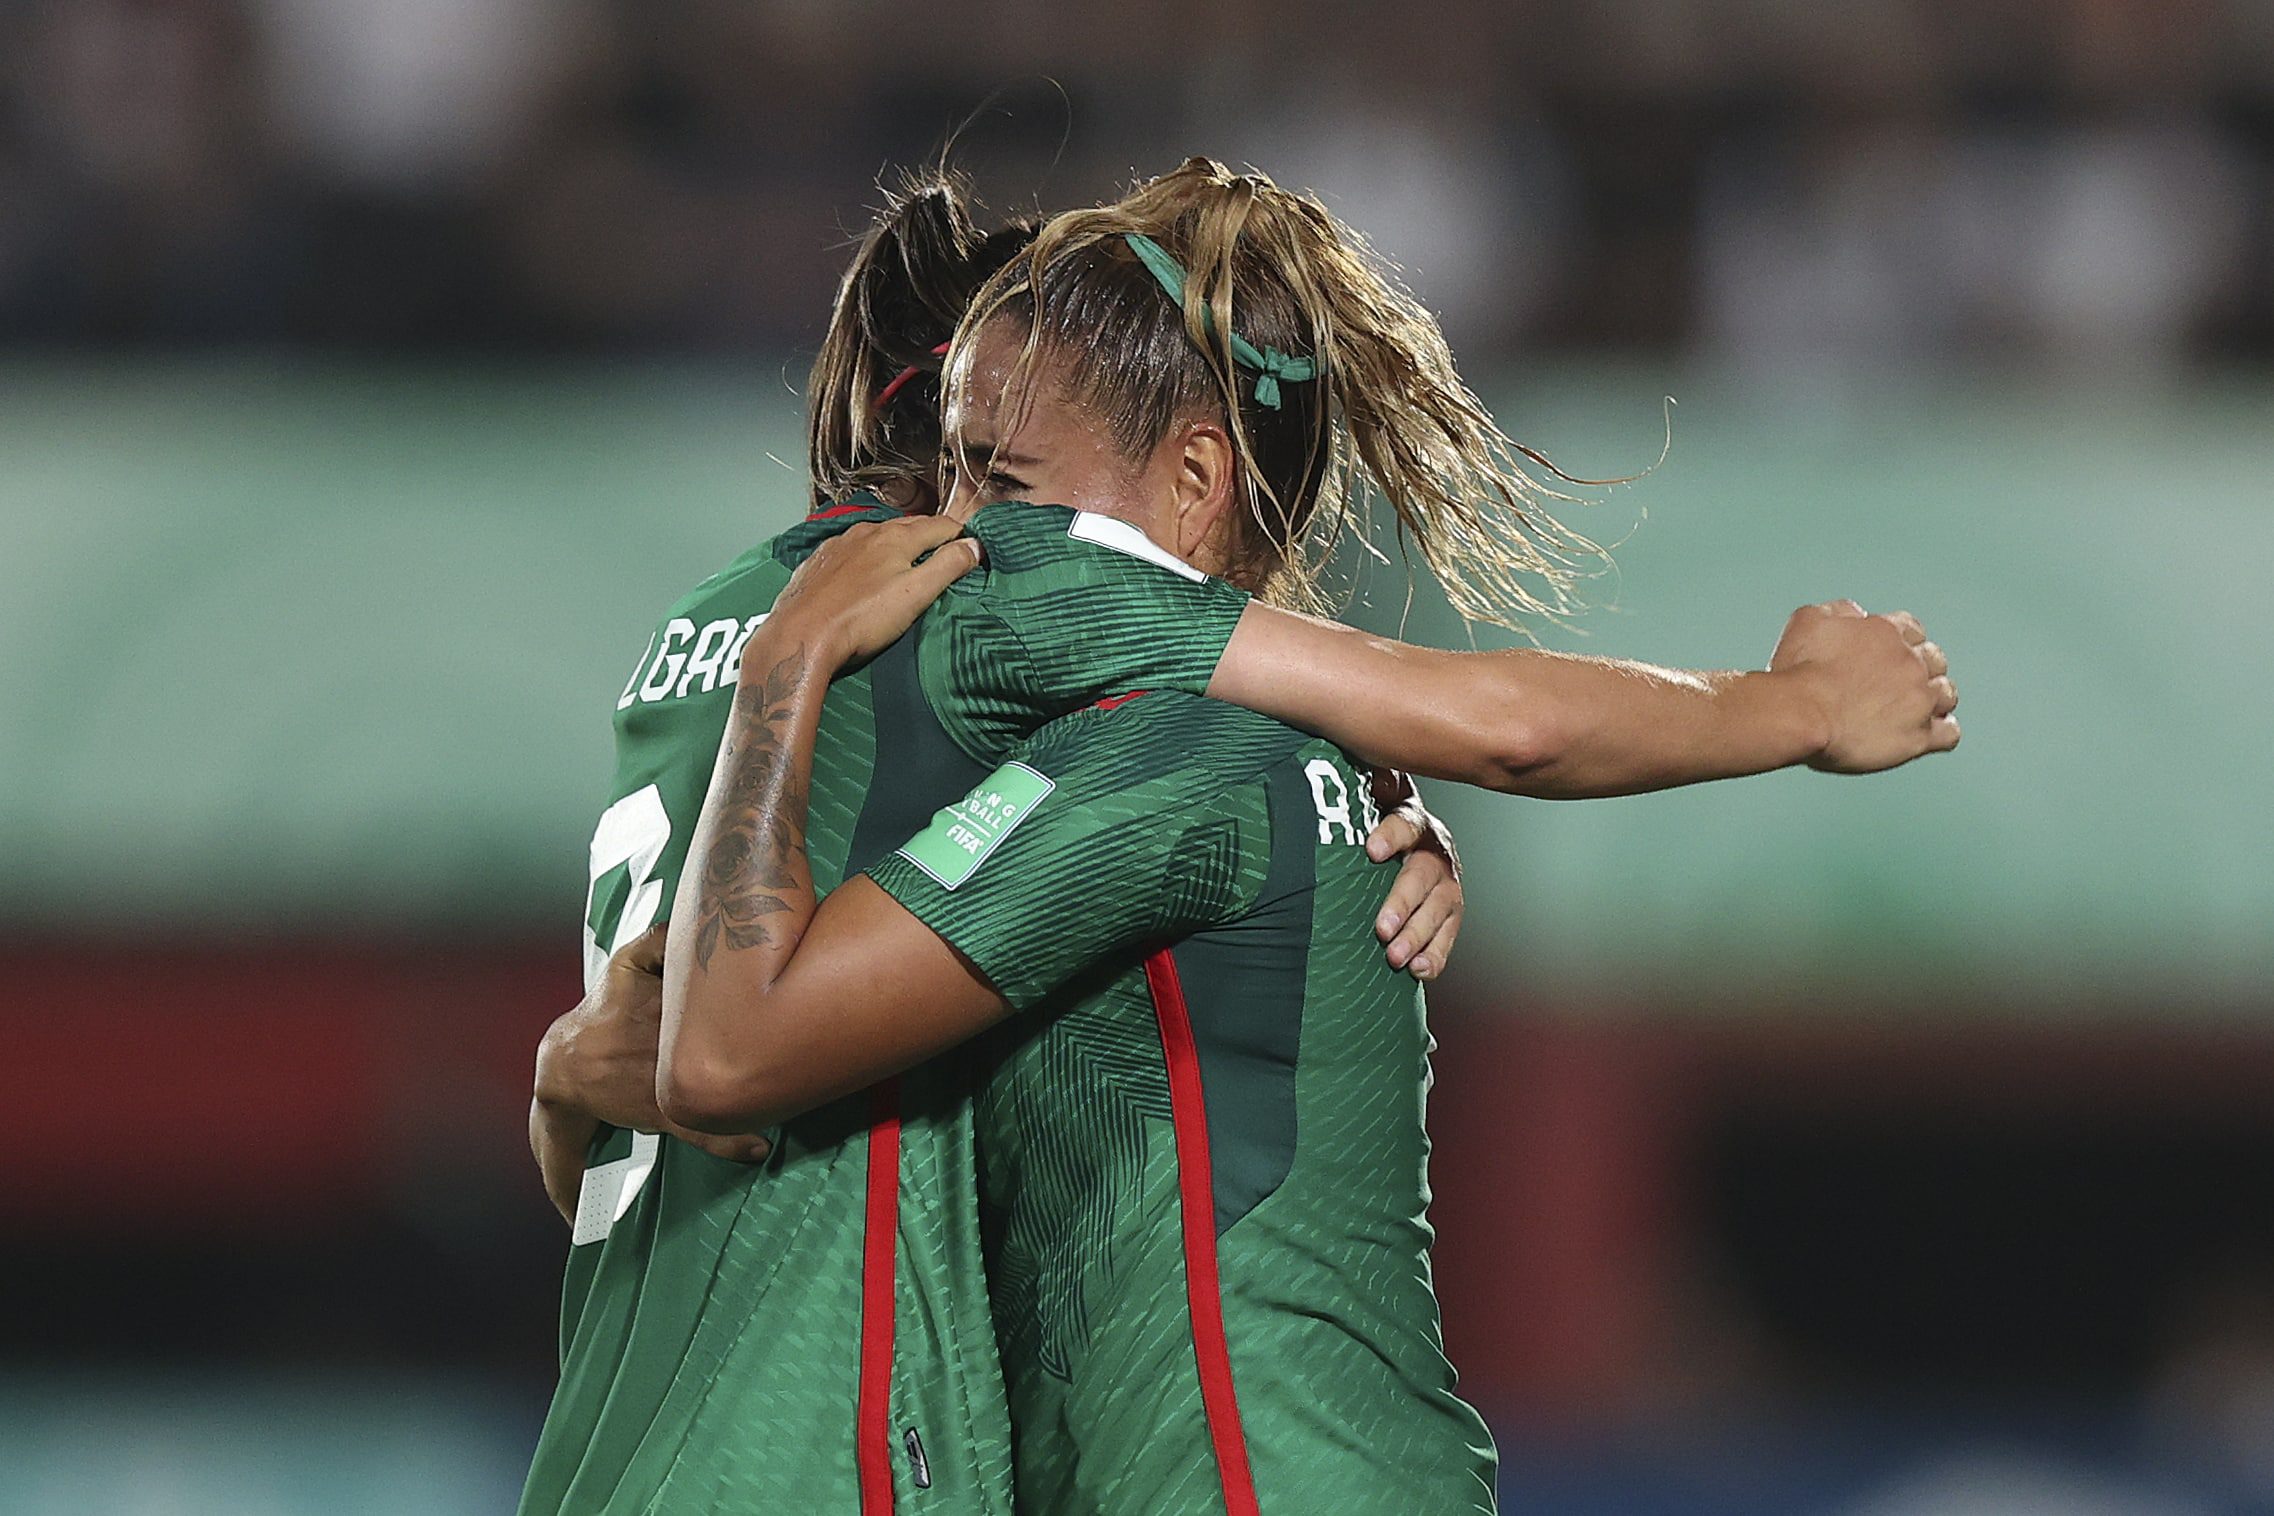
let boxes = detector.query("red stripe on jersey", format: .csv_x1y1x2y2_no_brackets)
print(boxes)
809,501,883,522
1090,690,1150,712
857,1078,903,1515
1144,950,1261,1516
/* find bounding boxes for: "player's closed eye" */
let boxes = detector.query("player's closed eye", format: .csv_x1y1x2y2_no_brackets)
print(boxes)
940,457,1022,492
946,460,1027,500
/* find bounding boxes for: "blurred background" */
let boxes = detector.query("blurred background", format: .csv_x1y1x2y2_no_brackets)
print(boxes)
4,1,2272,1512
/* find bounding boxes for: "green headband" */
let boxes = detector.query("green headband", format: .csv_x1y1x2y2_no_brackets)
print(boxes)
1122,233,1318,410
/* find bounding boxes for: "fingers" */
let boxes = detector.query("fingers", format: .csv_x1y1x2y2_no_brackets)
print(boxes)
1388,876,1463,979
673,1124,773,1164
614,920,668,977
790,517,986,664
874,514,967,555
1929,714,1961,752
1367,766,1418,817
825,514,967,573
1411,902,1463,982
1365,808,1424,865
1890,614,1956,709
859,515,983,592
1377,844,1465,981
1374,847,1442,944
1822,599,1866,618
912,535,985,596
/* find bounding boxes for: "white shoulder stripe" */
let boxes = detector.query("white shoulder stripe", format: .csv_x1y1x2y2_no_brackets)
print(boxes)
1066,512,1207,583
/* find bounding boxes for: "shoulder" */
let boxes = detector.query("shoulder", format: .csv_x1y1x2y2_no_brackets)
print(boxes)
652,498,890,622
955,503,1213,587
1020,691,1316,790
662,542,779,623
769,499,898,569
956,501,1081,567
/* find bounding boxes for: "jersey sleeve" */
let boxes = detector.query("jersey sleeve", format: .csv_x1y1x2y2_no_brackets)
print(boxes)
923,504,1251,761
862,698,1279,1010
769,499,899,566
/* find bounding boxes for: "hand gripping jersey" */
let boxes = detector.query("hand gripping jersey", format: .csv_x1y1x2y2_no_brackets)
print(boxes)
518,503,1249,1516
866,695,1500,1516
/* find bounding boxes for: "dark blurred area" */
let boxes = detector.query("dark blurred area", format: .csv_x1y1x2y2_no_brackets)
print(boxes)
4,2,2272,1512
4,0,2272,363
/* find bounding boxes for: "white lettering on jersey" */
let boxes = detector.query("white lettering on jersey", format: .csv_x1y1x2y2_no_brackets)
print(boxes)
635,618,698,702
1066,511,1207,582
618,614,769,709
675,617,743,698
583,784,672,989
720,614,768,685
576,784,674,1243
615,629,660,711
1305,758,1359,846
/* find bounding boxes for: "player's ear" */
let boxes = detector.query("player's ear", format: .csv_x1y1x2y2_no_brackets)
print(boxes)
1168,419,1240,564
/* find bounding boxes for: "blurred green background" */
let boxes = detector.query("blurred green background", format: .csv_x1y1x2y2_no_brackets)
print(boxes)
9,359,2265,998
11,1,2274,1511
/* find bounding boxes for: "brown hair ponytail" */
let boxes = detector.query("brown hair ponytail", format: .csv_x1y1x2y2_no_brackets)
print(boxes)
806,171,1037,508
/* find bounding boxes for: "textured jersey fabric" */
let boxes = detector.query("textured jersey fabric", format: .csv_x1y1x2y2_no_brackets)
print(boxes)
867,694,1500,1515
519,503,1250,1516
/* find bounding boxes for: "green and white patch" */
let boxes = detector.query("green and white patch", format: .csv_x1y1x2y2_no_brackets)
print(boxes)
896,762,1056,890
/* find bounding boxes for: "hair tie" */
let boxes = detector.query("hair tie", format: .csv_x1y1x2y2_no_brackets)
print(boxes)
1122,233,1316,410
872,339,954,413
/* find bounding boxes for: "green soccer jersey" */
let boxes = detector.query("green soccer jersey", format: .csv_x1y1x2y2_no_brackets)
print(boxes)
867,695,1499,1516
519,502,1250,1516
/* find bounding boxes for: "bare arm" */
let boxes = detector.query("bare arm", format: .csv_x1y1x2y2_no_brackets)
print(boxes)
527,923,773,1225
658,517,1006,1133
657,512,1490,1129
1207,600,1957,797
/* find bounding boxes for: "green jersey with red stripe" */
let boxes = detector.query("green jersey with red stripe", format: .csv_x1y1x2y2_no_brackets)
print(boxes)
518,503,1250,1516
866,694,1499,1516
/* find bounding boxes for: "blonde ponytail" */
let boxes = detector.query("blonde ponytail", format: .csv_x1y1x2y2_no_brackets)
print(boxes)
956,157,1609,631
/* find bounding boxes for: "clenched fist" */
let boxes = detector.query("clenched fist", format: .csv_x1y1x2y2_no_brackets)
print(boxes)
1771,601,1960,773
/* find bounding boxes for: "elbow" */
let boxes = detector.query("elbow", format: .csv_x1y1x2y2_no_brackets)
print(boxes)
1475,694,1563,793
658,1046,793,1135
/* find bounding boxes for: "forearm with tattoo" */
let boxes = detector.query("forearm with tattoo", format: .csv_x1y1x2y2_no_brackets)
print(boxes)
660,634,832,1100
687,643,816,969
651,514,995,1133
